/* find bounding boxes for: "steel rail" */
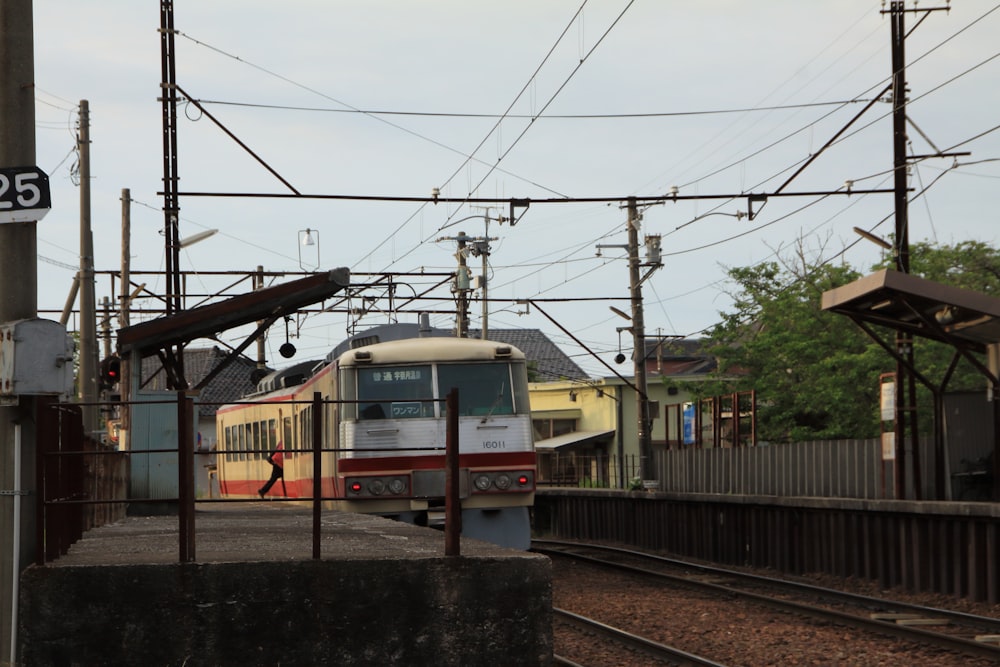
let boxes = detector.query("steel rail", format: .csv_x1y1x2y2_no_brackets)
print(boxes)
535,538,1000,636
553,607,727,667
536,540,1000,662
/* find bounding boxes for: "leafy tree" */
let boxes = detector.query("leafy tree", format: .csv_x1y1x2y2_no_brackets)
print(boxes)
684,240,1000,444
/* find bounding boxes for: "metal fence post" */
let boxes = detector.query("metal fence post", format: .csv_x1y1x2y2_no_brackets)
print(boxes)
177,391,195,562
445,388,461,556
312,391,322,560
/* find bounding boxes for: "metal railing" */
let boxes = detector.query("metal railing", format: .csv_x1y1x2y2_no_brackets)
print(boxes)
36,389,466,564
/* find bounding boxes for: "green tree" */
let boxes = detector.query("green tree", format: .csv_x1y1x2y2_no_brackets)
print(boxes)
686,240,1000,443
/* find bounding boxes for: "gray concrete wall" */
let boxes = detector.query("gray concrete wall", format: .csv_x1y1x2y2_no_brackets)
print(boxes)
19,557,552,666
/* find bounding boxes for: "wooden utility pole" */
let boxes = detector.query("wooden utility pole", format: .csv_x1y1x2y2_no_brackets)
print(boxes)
78,100,99,433
627,198,653,481
0,1,38,661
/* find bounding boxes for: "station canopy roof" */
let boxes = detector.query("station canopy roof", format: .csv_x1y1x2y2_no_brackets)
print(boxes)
535,430,615,450
821,269,1000,353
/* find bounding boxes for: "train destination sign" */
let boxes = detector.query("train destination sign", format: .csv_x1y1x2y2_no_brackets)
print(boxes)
0,166,51,223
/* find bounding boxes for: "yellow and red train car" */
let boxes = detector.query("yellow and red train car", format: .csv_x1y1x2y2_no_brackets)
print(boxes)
217,334,536,549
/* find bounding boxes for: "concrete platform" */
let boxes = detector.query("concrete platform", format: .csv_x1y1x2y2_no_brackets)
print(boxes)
19,504,553,666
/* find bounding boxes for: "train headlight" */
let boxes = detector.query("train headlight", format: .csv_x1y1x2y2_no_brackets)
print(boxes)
474,475,493,491
517,474,530,487
494,473,512,490
368,479,386,496
388,478,406,495
349,481,363,494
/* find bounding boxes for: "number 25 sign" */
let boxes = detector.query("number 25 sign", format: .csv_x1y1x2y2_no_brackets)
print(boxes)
0,166,51,223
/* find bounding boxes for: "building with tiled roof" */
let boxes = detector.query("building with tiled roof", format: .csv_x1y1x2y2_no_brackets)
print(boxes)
141,347,268,422
469,329,589,382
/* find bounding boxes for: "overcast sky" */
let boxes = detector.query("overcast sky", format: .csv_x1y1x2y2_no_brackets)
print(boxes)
31,1,1000,377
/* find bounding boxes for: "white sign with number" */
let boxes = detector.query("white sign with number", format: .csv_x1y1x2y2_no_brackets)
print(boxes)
0,166,51,223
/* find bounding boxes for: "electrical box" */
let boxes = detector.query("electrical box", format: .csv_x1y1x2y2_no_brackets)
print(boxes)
645,235,662,265
0,318,75,402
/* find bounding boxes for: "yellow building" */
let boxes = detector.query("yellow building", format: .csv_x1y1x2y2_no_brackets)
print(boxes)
529,338,740,488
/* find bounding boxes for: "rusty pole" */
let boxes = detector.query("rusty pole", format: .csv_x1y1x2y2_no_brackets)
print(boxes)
445,388,461,556
312,391,322,559
177,391,195,562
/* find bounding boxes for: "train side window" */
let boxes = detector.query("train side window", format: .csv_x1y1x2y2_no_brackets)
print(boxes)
300,406,312,453
243,424,252,462
339,370,358,420
224,426,233,463
282,416,293,452
252,421,261,461
268,419,277,453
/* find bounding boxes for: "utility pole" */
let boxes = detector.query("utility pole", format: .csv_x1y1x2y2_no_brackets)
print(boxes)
468,209,499,340
0,1,38,660
78,100,99,434
889,1,920,500
627,198,653,481
455,233,470,337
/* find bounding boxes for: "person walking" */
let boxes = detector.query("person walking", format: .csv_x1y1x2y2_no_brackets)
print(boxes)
259,429,285,499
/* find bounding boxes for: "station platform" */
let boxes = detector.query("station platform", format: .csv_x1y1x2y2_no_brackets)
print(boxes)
18,504,553,666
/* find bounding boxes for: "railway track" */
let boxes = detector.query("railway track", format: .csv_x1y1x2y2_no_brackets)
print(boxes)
552,607,726,666
535,539,1000,663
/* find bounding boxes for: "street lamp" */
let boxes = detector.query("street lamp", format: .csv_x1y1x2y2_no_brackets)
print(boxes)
298,228,320,271
178,228,218,248
853,226,893,251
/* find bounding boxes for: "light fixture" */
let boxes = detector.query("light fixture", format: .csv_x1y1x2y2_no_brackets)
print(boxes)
178,228,218,248
853,226,892,251
935,306,956,325
610,306,632,321
298,228,320,271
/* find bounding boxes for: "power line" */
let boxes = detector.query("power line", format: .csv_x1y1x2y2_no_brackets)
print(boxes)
192,97,871,119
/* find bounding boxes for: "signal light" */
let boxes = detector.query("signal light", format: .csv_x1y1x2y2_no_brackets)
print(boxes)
518,475,529,486
99,355,121,392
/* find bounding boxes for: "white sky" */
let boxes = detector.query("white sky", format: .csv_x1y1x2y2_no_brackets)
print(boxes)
31,1,1000,378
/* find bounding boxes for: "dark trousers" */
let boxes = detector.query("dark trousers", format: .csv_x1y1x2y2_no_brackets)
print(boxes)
259,464,283,496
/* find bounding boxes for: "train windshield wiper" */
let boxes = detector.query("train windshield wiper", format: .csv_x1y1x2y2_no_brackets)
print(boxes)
480,382,506,424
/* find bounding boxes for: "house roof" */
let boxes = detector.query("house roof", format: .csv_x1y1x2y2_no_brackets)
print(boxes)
141,347,267,417
641,337,718,377
470,328,589,381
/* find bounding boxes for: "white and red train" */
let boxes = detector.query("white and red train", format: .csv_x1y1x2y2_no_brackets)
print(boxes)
216,328,536,549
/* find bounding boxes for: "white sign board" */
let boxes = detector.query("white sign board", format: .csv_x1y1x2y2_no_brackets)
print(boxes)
881,432,896,461
880,380,895,422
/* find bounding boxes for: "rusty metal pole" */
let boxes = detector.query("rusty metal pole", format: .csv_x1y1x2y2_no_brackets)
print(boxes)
312,391,322,559
177,391,195,562
445,388,461,556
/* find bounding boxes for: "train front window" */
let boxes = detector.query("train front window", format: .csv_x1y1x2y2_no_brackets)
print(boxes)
437,363,516,417
355,364,434,420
